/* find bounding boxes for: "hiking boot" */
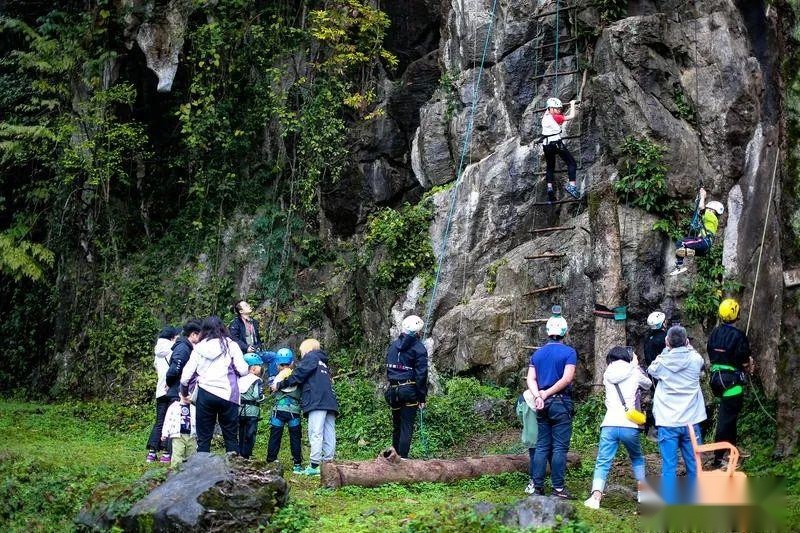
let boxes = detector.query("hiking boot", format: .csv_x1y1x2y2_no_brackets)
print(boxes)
583,495,600,510
553,488,576,500
146,451,157,463
564,183,581,199
292,464,304,474
159,453,172,464
676,247,695,258
302,465,321,476
546,188,556,203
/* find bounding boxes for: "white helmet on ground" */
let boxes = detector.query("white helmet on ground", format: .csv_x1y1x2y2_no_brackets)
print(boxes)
647,311,666,330
546,97,563,109
546,316,568,337
706,201,724,215
402,315,424,335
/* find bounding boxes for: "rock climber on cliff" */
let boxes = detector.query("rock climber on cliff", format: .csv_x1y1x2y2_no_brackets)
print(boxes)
670,187,725,276
541,97,580,202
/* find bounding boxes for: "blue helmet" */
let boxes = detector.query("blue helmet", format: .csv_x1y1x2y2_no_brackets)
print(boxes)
244,354,263,367
275,347,294,366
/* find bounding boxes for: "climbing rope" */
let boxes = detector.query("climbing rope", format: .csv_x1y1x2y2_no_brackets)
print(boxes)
422,0,500,339
553,0,561,92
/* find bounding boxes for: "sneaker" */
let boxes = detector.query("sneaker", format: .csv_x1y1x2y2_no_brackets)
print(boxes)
676,248,695,258
546,188,556,203
146,451,157,463
302,465,321,476
159,454,171,464
564,183,581,199
553,488,576,500
584,496,600,510
524,481,537,495
292,464,304,474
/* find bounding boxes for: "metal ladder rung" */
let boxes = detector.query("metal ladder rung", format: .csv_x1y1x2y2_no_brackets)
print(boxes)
530,226,576,234
524,284,563,296
525,253,566,260
532,199,583,206
521,318,549,324
536,37,580,50
533,4,582,19
523,345,542,350
532,68,581,81
533,167,584,176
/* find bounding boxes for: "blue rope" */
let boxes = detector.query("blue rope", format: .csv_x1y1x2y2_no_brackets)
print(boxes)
423,0,500,339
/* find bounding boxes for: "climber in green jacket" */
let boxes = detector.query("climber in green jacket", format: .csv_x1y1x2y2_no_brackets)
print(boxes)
670,187,725,276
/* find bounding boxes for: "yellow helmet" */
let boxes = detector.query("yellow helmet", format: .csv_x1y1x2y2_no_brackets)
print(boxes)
718,298,740,322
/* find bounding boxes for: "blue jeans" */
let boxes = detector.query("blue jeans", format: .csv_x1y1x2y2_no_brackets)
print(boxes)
658,424,701,504
591,426,646,493
532,396,573,489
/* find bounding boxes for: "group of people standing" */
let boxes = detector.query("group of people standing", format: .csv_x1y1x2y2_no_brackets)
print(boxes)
520,299,753,508
145,301,339,476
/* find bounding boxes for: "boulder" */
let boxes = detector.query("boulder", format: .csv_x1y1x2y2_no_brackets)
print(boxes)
120,454,288,531
134,0,194,92
475,495,575,530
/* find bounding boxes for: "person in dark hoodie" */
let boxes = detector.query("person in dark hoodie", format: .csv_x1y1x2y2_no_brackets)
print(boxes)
145,325,181,463
384,315,428,458
229,300,262,354
272,338,339,476
165,320,202,402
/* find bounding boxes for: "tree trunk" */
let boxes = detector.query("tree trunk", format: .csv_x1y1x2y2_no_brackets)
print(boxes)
320,448,582,489
586,180,627,385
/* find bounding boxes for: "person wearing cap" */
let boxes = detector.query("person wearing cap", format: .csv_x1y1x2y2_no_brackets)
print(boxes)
238,353,266,459
647,325,706,504
670,187,725,275
525,315,578,499
541,97,581,202
384,315,429,458
707,298,753,468
266,348,304,473
272,339,339,476
584,347,652,510
229,300,262,354
642,311,668,439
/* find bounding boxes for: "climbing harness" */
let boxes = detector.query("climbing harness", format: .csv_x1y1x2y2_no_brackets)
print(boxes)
422,0,500,339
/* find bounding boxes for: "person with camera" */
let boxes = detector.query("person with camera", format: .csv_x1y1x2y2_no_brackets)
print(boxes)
584,346,652,510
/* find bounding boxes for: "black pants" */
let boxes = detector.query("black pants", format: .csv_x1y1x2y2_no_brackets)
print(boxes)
196,388,239,453
714,393,744,463
391,405,418,458
146,395,175,452
543,140,577,185
238,416,259,458
266,410,303,464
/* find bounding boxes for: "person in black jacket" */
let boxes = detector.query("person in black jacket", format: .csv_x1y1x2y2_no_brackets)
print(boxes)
165,320,202,400
385,315,429,458
641,311,667,438
229,300,262,354
708,299,753,468
272,338,339,476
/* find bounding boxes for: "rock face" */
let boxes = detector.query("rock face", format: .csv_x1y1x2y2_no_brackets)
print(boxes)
120,454,288,531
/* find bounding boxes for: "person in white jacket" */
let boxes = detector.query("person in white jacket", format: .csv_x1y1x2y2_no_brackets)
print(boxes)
180,316,249,454
146,326,180,463
161,399,197,467
584,346,652,510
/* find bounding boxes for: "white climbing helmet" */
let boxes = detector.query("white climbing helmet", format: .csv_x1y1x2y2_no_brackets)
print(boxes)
706,201,725,215
546,97,563,109
647,311,666,330
545,316,569,337
402,315,424,335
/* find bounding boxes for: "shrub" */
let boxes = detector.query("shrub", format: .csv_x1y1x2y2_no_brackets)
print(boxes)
683,246,742,326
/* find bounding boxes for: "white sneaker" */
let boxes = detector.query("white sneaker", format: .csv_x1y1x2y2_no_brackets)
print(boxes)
669,266,688,276
584,496,600,510
524,481,536,495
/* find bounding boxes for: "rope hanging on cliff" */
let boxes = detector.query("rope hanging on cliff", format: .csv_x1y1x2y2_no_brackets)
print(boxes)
422,0,500,339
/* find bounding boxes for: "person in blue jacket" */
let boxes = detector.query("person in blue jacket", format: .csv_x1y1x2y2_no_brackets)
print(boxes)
385,315,429,458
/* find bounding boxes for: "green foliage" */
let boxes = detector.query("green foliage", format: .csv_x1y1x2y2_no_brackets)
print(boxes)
268,501,313,532
614,135,684,237
364,201,435,291
596,0,627,24
672,89,697,122
485,258,508,294
569,393,607,451
439,70,460,122
683,246,742,326
0,226,54,281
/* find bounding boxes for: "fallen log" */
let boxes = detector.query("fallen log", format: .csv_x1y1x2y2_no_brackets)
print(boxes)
320,448,581,489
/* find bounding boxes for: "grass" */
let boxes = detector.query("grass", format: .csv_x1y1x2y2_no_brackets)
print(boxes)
0,392,796,532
